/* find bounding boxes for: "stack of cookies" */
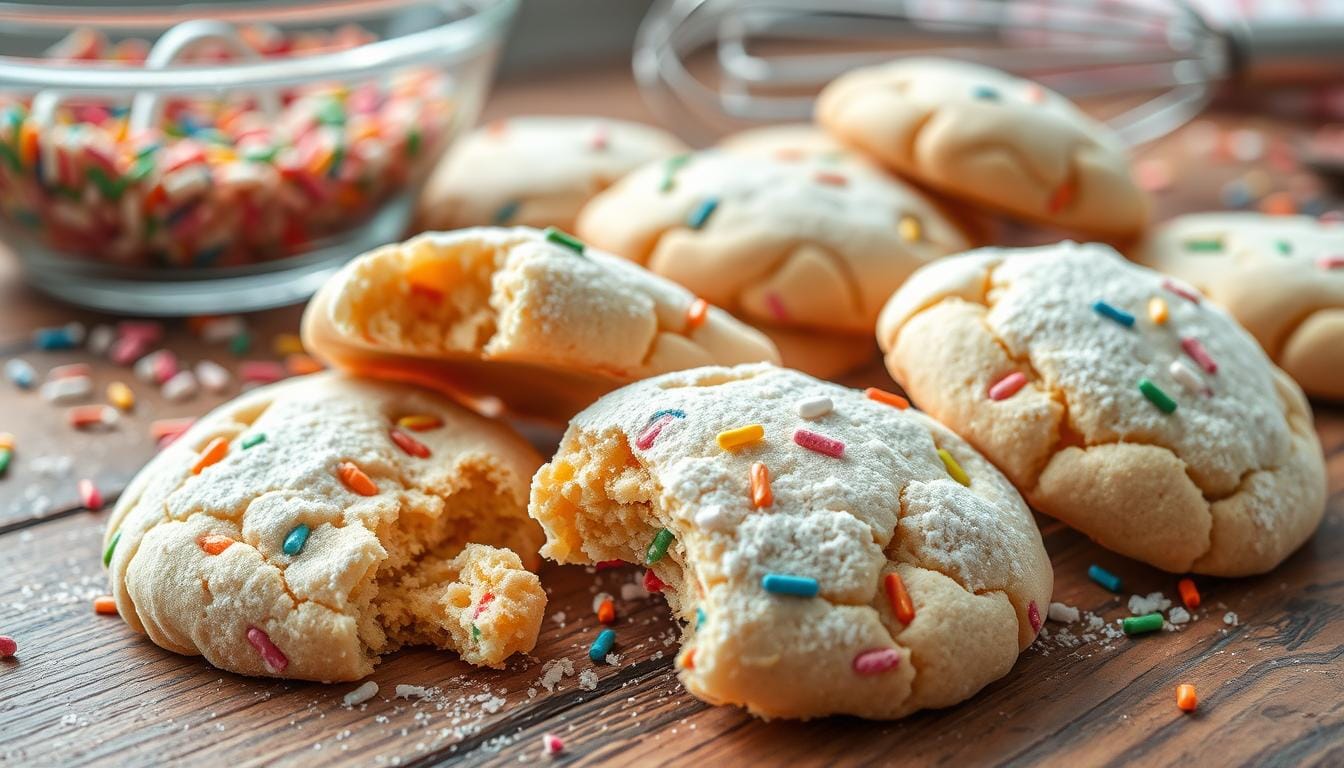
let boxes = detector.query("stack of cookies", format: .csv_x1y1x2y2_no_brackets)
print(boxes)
102,57,1331,723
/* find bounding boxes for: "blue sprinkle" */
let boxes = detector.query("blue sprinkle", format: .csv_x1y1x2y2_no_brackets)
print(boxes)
5,359,36,389
589,628,616,662
686,197,719,230
492,199,520,225
194,244,225,267
1088,564,1122,592
762,573,819,597
695,607,705,629
283,524,311,556
1220,180,1253,209
32,324,81,350
972,85,1001,100
1092,300,1135,328
649,409,686,422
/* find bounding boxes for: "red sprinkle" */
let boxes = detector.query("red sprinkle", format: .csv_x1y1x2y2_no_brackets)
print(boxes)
643,569,666,593
1178,577,1201,610
472,592,495,620
110,336,151,366
0,635,16,658
1162,278,1201,305
636,415,676,451
764,292,789,321
1317,255,1344,270
595,559,626,571
988,371,1028,401
542,733,565,755
149,417,195,439
793,429,845,458
240,361,286,384
1047,180,1075,213
389,428,430,458
1028,600,1042,633
852,648,901,675
245,626,289,673
1180,337,1218,374
78,479,103,510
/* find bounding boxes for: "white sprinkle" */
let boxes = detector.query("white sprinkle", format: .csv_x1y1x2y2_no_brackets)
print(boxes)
394,685,433,699
1047,602,1080,624
796,396,833,419
40,375,92,403
1127,592,1171,616
1168,607,1191,625
199,315,247,343
161,370,199,402
87,324,115,355
1228,128,1264,162
342,681,378,707
195,360,232,393
693,505,733,532
133,350,172,382
1223,611,1239,626
1168,360,1208,396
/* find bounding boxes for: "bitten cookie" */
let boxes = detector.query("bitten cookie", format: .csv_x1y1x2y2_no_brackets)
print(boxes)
529,364,1052,720
575,150,971,376
877,242,1326,575
816,57,1147,239
302,226,780,421
414,116,686,232
1134,212,1344,400
103,373,547,681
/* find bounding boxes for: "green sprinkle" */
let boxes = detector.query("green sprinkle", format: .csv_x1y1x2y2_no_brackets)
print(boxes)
659,154,691,192
87,167,127,201
135,143,161,160
406,128,421,158
317,99,347,126
492,200,520,225
0,447,12,475
0,142,18,172
282,524,310,556
1276,240,1293,255
1138,378,1177,414
1122,612,1164,635
472,624,481,640
242,433,266,450
328,144,346,179
229,331,252,356
543,226,585,256
1183,238,1223,253
103,529,121,567
646,528,674,565
243,145,278,164
125,156,157,185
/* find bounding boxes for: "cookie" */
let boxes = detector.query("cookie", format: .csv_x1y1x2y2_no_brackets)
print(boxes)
877,242,1326,575
717,124,865,165
529,364,1051,720
414,116,686,232
1134,212,1344,400
574,150,970,375
816,57,1147,239
302,226,780,421
104,373,547,681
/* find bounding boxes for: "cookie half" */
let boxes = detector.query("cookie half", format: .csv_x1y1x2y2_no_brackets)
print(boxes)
302,226,780,421
817,57,1147,239
877,242,1326,575
1134,212,1344,400
414,116,686,232
104,373,546,681
575,150,970,376
529,364,1051,720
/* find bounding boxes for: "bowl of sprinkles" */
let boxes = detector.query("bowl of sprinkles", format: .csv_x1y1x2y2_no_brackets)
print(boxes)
0,0,515,314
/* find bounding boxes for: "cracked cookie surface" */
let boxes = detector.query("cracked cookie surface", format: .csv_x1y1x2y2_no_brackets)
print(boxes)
415,116,686,232
302,226,780,421
104,373,547,681
528,363,1051,720
877,242,1326,575
574,150,970,376
1134,212,1344,400
816,57,1146,239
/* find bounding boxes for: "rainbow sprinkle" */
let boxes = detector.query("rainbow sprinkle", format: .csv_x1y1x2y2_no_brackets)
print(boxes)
764,292,788,321
685,298,710,331
636,410,684,450
1169,360,1209,396
246,626,289,673
1180,337,1218,374
852,648,901,675
337,461,378,496
884,572,915,624
397,415,442,431
659,154,690,192
1148,297,1169,325
283,524,310,556
796,396,833,419
897,214,922,243
389,427,431,458
1088,564,1122,592
1162,279,1201,304
589,628,616,662
1092,300,1135,328
492,200,520,225
687,198,718,230
198,534,234,555
1182,238,1223,252
646,528,674,565
937,448,970,486
1028,601,1042,632
543,226,585,255
717,424,764,450
1139,378,1178,414
1318,255,1344,270
750,462,772,507
814,171,847,186
102,530,121,567
762,573,819,597
987,371,1027,401
1122,613,1164,636
241,433,267,449
793,429,844,458
972,85,1001,100
192,437,229,475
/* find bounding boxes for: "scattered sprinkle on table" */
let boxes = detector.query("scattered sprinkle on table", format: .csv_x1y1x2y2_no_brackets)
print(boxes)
762,573,819,597
77,478,102,510
646,528,674,565
796,396,833,419
589,628,616,663
1092,300,1135,328
716,424,764,451
794,429,844,458
92,595,118,615
5,359,35,389
1123,613,1164,636
988,371,1027,401
542,733,565,755
852,648,901,675
283,524,311,556
1178,578,1201,610
68,404,117,430
884,572,915,624
597,596,616,625
1088,564,1122,592
0,636,16,658
106,381,135,411
937,448,970,486
865,387,909,409
1138,378,1178,414
1176,683,1198,712
246,626,289,673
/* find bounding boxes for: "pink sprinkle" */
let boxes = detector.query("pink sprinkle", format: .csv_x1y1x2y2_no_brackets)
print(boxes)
240,361,286,384
590,124,609,151
764,292,789,321
110,336,150,366
151,350,179,384
635,415,675,450
988,371,1027,401
1028,600,1042,632
117,320,164,344
1180,337,1218,374
49,363,91,380
542,733,565,755
852,648,901,675
643,569,666,593
471,592,495,620
0,635,16,658
1162,278,1201,305
245,626,289,673
793,429,845,458
1317,255,1344,270
78,479,102,511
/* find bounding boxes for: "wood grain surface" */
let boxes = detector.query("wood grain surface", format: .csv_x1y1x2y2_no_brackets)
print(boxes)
1,65,1342,767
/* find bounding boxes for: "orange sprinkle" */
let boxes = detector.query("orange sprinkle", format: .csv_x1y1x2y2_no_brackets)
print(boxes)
397,415,443,431
191,437,229,475
597,597,616,625
814,171,847,187
285,353,324,376
685,298,710,332
198,534,235,555
1047,180,1076,213
338,461,377,496
865,387,909,409
750,462,772,508
682,647,696,669
93,595,118,615
389,428,431,458
1258,191,1296,216
1178,577,1200,610
1148,297,1169,325
884,572,916,624
1176,683,1198,712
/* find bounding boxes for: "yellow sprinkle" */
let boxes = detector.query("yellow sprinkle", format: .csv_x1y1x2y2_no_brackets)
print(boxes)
716,424,765,450
273,334,305,356
0,432,14,450
898,214,922,243
205,146,236,164
107,381,135,411
1148,297,1169,325
937,448,970,486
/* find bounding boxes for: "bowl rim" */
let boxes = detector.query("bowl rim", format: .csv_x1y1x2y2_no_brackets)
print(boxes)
0,0,517,94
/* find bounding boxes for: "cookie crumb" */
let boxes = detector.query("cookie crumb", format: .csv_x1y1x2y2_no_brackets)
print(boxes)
578,669,599,691
394,685,433,700
1127,592,1172,616
1168,607,1191,625
1047,602,1079,624
1223,611,1239,626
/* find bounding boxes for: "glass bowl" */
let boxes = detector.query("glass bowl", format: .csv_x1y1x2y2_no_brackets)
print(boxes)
0,0,515,315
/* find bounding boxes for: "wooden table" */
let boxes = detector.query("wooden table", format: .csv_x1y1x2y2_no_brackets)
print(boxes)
1,66,1341,767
